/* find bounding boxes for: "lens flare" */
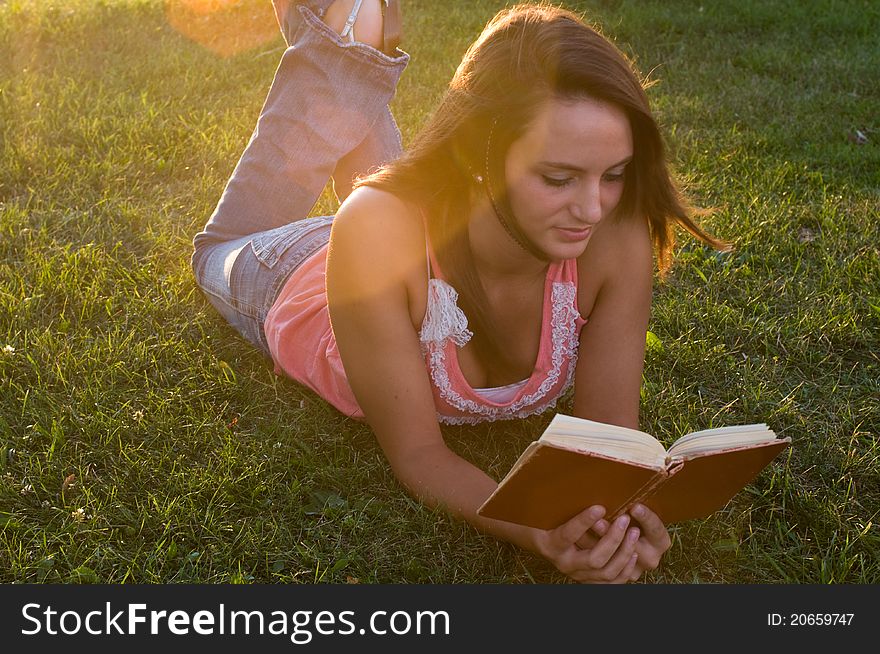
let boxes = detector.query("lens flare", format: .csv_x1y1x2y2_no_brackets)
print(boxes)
165,0,279,57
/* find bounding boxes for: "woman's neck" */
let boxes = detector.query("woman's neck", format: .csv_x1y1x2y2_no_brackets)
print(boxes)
467,195,548,283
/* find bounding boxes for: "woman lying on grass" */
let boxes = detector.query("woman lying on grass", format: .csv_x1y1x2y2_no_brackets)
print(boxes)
191,0,725,583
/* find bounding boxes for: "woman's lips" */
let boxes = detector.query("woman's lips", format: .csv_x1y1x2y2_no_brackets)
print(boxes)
554,225,593,242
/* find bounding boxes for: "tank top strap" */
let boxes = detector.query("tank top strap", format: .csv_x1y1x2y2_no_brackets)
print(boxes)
557,256,579,284
420,208,446,282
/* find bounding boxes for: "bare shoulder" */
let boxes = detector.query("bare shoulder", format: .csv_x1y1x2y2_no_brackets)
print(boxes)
331,186,424,267
576,215,653,315
332,185,423,246
327,186,428,320
580,215,652,281
581,214,652,272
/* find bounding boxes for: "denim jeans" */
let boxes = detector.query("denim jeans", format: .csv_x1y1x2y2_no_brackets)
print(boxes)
191,0,409,354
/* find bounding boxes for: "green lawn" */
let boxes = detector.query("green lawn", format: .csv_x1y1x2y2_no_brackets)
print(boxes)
0,0,877,583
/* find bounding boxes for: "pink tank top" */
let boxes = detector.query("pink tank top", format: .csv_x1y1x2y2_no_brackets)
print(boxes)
263,227,587,425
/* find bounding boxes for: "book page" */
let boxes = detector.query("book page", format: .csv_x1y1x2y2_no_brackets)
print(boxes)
539,415,667,468
668,424,778,459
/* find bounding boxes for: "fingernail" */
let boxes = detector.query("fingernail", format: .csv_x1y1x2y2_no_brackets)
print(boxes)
616,515,630,529
628,527,640,543
631,504,645,518
589,505,605,519
593,519,609,534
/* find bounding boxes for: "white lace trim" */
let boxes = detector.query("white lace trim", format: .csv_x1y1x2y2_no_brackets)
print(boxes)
420,280,581,425
418,279,473,347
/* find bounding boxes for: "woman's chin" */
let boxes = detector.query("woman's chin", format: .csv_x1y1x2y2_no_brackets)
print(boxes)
543,237,592,261
540,226,593,260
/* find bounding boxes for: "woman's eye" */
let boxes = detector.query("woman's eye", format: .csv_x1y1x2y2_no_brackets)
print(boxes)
603,170,626,183
542,176,573,188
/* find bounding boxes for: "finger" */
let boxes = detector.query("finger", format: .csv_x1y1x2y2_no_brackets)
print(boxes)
630,504,672,550
578,514,630,570
630,563,645,582
569,562,630,585
591,518,610,537
572,527,639,584
611,553,640,584
574,531,599,550
553,505,606,546
573,566,631,584
633,536,664,571
596,526,640,582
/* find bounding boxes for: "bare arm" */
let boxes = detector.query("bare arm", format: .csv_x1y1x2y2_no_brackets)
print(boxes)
572,215,672,578
573,216,653,428
325,189,529,542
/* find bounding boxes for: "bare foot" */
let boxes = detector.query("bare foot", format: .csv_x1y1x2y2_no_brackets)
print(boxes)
322,0,384,50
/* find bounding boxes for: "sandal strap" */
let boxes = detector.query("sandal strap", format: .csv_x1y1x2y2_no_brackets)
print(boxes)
339,0,365,41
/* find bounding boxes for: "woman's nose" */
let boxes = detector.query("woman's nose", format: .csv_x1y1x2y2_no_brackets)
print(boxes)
570,182,603,224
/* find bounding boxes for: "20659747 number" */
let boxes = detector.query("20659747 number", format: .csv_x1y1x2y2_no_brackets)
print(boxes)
768,613,854,626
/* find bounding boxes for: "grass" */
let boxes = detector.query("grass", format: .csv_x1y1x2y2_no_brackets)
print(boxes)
0,0,877,584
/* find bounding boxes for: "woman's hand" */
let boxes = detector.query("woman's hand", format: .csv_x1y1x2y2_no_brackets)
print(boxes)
578,503,672,582
529,505,642,583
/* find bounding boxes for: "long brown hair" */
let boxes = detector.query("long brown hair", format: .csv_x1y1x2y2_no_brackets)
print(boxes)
358,3,726,376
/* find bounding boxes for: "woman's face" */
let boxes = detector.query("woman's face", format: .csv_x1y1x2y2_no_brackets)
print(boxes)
503,96,633,261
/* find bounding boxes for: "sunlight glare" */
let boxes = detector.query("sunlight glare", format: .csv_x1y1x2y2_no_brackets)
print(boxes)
165,0,279,57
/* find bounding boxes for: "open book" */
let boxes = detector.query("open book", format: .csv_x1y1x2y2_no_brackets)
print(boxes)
477,414,791,529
